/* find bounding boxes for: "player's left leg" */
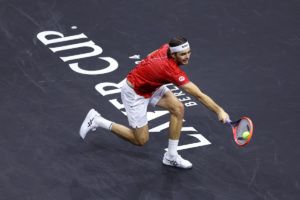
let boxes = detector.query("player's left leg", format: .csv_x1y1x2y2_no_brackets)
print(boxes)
80,80,150,146
111,123,149,146
79,108,149,146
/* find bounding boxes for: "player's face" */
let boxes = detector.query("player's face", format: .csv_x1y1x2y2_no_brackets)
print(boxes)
173,48,192,65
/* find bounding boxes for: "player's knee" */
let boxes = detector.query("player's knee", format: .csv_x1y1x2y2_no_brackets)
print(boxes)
171,101,185,118
134,129,149,146
136,134,149,146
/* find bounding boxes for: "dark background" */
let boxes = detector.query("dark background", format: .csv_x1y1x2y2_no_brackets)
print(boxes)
0,0,299,199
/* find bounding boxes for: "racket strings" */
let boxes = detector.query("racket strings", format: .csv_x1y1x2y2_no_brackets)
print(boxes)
236,119,251,144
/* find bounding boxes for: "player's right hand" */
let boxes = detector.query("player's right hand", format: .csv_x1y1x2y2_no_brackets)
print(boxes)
217,110,230,123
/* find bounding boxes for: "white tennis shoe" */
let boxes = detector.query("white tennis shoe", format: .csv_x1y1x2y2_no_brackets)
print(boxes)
79,109,100,139
162,152,193,169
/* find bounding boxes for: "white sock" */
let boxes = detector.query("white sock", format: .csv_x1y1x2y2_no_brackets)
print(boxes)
94,116,113,131
168,139,179,157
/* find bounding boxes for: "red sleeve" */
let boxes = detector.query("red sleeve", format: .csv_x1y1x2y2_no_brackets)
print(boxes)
168,66,190,86
147,44,169,59
161,43,169,50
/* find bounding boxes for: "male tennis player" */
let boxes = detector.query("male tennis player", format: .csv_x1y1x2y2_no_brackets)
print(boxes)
79,36,229,169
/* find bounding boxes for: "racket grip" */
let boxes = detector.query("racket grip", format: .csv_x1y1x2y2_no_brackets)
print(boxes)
225,119,232,124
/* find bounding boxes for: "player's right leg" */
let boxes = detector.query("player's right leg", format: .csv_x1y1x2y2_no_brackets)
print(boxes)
154,89,192,169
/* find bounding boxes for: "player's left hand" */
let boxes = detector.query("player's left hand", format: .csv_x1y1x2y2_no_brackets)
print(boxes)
217,110,230,123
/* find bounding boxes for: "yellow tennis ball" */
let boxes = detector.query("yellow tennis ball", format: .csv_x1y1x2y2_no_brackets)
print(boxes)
242,131,250,140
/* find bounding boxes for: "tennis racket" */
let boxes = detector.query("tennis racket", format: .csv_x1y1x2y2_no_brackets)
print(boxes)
226,117,254,147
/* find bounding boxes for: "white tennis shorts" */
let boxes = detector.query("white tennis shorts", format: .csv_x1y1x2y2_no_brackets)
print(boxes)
121,80,170,128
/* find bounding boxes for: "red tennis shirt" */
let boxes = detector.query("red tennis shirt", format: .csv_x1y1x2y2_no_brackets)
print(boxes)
127,44,190,98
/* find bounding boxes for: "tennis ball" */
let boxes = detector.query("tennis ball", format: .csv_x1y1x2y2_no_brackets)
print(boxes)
242,131,250,140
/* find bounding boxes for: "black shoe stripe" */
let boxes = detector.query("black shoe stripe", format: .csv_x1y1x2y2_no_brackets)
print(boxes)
88,118,94,127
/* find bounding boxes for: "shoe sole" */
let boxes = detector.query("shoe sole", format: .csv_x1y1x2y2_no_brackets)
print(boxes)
162,159,193,169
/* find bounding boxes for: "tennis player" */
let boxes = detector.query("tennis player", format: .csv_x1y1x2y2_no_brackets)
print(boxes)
79,36,229,169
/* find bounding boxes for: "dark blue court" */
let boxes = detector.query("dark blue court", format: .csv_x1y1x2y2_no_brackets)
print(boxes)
1,0,300,199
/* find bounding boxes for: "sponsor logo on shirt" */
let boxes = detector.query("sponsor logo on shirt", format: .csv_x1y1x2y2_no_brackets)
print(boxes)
179,76,185,82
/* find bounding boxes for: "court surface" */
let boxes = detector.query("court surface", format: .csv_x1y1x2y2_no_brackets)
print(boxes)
1,0,300,199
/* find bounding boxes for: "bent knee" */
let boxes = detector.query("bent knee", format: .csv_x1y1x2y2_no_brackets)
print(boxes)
137,135,149,146
170,101,185,118
134,129,149,146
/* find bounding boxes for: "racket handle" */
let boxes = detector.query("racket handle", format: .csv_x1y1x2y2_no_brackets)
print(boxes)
225,119,232,124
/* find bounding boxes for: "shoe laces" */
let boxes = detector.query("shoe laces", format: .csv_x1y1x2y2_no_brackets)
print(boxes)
174,154,184,163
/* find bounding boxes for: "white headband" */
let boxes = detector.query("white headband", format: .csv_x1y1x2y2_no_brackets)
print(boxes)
169,42,190,53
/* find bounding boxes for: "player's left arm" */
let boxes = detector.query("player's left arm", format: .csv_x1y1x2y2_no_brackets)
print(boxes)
180,81,229,123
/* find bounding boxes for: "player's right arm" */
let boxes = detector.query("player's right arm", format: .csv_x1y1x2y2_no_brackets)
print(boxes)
180,81,229,123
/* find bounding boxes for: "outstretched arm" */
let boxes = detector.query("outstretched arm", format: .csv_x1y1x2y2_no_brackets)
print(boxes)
180,81,229,123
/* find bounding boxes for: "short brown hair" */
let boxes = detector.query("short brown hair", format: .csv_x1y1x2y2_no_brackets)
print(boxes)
167,36,188,58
